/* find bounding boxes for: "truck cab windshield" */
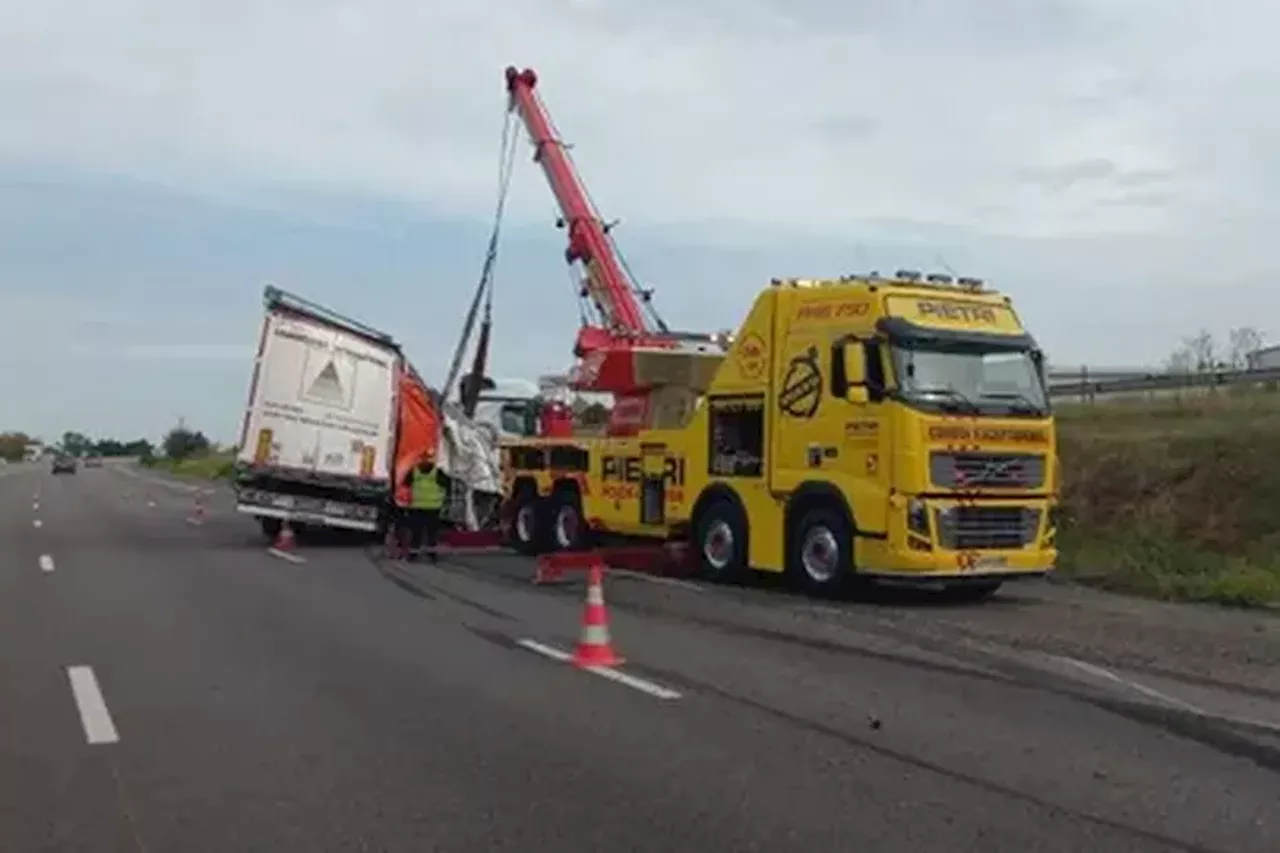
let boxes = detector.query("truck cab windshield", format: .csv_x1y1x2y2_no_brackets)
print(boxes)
891,344,1048,417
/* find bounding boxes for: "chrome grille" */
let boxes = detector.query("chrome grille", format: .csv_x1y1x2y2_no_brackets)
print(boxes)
930,452,1046,489
935,506,1041,550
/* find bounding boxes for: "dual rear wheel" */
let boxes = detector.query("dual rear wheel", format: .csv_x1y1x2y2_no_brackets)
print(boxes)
507,488,586,555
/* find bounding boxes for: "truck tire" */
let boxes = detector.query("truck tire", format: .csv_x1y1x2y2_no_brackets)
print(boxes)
694,499,748,583
508,492,544,556
788,505,854,597
259,518,282,540
548,490,587,552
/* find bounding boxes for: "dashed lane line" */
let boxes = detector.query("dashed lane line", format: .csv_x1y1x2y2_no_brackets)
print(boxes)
66,666,120,745
38,554,54,573
267,548,307,564
516,638,682,700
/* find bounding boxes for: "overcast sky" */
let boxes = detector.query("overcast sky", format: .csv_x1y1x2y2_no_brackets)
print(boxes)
2,0,1277,442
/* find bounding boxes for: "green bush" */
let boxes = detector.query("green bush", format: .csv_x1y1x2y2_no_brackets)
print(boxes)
1059,391,1280,607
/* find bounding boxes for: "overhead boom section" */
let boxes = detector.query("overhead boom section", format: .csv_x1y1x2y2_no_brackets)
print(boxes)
505,67,655,340
504,67,727,433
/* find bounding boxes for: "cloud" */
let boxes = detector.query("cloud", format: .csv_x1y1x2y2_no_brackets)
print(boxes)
3,0,1280,442
66,343,252,361
4,0,1278,246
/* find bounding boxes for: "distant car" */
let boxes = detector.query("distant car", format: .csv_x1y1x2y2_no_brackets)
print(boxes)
51,455,77,474
84,455,103,468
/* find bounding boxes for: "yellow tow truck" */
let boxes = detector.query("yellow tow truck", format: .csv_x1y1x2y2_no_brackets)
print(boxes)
503,271,1059,599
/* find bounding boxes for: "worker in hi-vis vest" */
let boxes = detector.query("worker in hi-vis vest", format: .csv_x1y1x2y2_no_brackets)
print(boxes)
400,451,446,563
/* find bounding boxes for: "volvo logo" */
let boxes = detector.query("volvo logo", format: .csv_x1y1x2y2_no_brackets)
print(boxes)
977,458,1019,483
954,457,1020,485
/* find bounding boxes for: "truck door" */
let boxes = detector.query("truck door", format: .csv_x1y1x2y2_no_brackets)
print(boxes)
638,443,667,526
770,329,833,489
831,336,892,534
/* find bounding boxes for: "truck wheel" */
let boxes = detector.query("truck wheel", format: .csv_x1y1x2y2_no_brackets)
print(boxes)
549,491,587,552
788,505,854,597
694,500,748,583
508,493,544,556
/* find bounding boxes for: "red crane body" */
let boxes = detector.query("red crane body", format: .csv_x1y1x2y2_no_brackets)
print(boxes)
505,67,685,431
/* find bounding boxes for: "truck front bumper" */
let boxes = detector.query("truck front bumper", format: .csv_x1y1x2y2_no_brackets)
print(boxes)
858,495,1057,584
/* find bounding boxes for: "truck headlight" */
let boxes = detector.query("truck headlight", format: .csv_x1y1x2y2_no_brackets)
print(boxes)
907,498,930,535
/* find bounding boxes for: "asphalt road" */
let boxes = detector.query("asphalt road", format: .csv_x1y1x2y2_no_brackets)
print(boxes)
3,462,1279,852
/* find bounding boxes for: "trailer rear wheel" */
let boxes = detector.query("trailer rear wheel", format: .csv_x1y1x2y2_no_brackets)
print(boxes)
694,500,748,583
259,518,282,540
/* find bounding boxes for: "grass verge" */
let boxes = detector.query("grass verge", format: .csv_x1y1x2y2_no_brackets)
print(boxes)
1059,389,1280,608
141,452,236,480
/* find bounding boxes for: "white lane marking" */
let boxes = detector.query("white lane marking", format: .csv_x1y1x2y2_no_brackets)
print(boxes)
66,666,120,744
185,517,204,526
1054,655,1207,714
32,501,40,511
33,519,42,529
39,555,55,573
515,639,682,700
146,500,156,508
267,548,307,564
610,569,704,592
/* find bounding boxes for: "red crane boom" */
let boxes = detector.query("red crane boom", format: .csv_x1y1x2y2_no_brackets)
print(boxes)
506,68,725,432
505,67,655,339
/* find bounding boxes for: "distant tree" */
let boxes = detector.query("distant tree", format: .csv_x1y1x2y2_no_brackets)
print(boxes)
0,432,33,462
1166,327,1265,375
61,431,92,456
1165,346,1195,375
123,439,154,458
162,425,210,461
1167,329,1221,374
89,437,154,458
1226,326,1265,369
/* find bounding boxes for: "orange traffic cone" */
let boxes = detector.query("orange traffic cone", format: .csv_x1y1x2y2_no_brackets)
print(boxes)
273,521,297,553
188,493,206,525
572,562,622,668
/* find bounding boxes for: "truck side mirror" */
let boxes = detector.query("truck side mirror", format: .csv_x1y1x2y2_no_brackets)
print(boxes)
839,343,870,399
832,340,871,403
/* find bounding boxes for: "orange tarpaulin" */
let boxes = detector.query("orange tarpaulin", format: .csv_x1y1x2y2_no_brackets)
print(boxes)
393,367,441,507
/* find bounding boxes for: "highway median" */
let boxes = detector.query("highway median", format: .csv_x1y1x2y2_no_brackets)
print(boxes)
1058,390,1280,608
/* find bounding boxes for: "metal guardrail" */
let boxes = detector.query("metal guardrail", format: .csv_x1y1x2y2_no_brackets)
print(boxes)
1048,365,1280,398
1048,367,1160,381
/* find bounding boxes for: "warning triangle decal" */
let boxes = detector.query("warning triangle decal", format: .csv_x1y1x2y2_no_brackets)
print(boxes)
307,359,346,403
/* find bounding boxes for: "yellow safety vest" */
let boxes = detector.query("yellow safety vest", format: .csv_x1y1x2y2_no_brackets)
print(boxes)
410,466,446,510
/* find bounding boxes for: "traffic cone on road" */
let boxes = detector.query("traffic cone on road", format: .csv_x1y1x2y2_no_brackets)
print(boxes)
273,521,297,553
571,562,622,668
188,493,206,525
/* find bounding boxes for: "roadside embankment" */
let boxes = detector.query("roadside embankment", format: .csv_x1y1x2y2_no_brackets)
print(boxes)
1058,390,1280,607
141,452,235,480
